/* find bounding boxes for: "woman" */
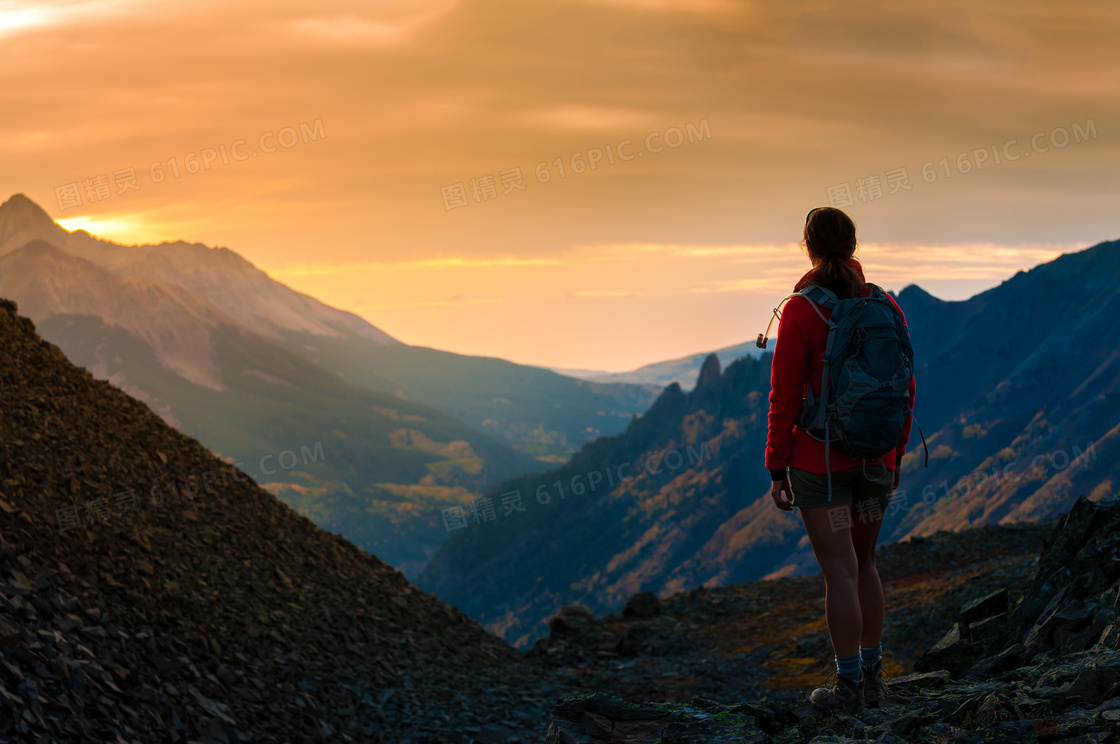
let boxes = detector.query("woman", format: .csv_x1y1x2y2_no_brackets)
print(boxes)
764,206,915,713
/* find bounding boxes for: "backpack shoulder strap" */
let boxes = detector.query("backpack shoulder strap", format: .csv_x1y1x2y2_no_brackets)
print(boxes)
797,283,839,326
799,283,839,310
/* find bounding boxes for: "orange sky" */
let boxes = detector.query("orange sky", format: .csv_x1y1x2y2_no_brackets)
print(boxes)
2,0,1117,371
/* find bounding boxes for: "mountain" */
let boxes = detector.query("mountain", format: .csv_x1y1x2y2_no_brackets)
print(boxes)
886,240,1120,530
417,239,1120,646
0,194,658,461
276,332,661,462
0,194,393,344
0,238,546,576
0,193,657,575
551,341,767,391
0,297,584,743
418,351,782,647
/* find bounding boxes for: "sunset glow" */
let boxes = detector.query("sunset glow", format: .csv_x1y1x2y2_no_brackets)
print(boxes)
3,0,1116,370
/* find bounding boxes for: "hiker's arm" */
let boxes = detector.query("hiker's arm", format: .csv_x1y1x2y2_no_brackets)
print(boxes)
765,299,810,473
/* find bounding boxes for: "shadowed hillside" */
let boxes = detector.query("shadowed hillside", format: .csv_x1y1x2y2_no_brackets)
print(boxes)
0,297,573,742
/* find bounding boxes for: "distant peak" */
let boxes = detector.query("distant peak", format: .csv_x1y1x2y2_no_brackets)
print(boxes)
896,284,940,304
0,193,56,230
697,353,721,386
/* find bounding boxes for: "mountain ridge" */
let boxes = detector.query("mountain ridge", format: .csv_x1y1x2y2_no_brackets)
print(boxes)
0,193,396,344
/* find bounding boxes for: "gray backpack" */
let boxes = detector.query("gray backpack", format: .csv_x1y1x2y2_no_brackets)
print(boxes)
759,282,928,500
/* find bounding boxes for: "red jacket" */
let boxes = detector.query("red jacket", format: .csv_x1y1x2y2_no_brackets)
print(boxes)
764,257,916,475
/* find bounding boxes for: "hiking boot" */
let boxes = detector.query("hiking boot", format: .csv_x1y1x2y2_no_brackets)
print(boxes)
862,659,888,705
809,670,863,713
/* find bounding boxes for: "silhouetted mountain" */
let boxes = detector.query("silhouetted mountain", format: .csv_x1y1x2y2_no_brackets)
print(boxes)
889,239,1120,530
419,239,1120,646
0,298,573,743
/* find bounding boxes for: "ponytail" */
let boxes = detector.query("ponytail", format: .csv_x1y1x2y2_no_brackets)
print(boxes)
803,207,861,299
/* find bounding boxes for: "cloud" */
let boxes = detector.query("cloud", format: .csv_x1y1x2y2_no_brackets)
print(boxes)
287,1,457,45
271,256,563,277
0,0,147,37
570,290,635,298
290,15,403,42
516,105,659,132
557,0,739,12
350,298,503,310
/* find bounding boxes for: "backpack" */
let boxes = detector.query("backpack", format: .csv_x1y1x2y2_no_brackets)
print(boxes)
758,282,928,500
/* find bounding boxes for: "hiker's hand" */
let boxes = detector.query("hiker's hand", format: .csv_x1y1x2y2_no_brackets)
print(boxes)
771,478,794,511
892,468,901,490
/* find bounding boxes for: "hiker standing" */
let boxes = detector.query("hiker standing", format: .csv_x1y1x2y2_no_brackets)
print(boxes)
761,207,919,713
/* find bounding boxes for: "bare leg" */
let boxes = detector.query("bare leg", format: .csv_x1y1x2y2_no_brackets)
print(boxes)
850,507,886,648
799,503,861,658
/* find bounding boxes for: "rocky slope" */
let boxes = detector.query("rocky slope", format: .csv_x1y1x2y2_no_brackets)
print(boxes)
0,298,574,743
520,521,1053,709
541,494,1120,743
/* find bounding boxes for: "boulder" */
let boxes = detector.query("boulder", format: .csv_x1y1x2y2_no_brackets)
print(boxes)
969,642,1026,676
960,588,1010,626
915,624,981,677
547,605,596,638
623,591,661,619
967,613,1007,643
1064,667,1120,706
887,669,951,690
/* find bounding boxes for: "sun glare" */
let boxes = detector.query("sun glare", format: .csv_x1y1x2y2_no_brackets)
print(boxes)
57,215,149,244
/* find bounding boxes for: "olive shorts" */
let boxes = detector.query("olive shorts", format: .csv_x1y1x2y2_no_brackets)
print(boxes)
788,465,895,512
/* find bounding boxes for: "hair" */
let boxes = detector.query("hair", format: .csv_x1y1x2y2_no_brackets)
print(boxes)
802,206,862,299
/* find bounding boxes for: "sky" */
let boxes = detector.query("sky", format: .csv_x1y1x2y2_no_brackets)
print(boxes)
2,0,1117,371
